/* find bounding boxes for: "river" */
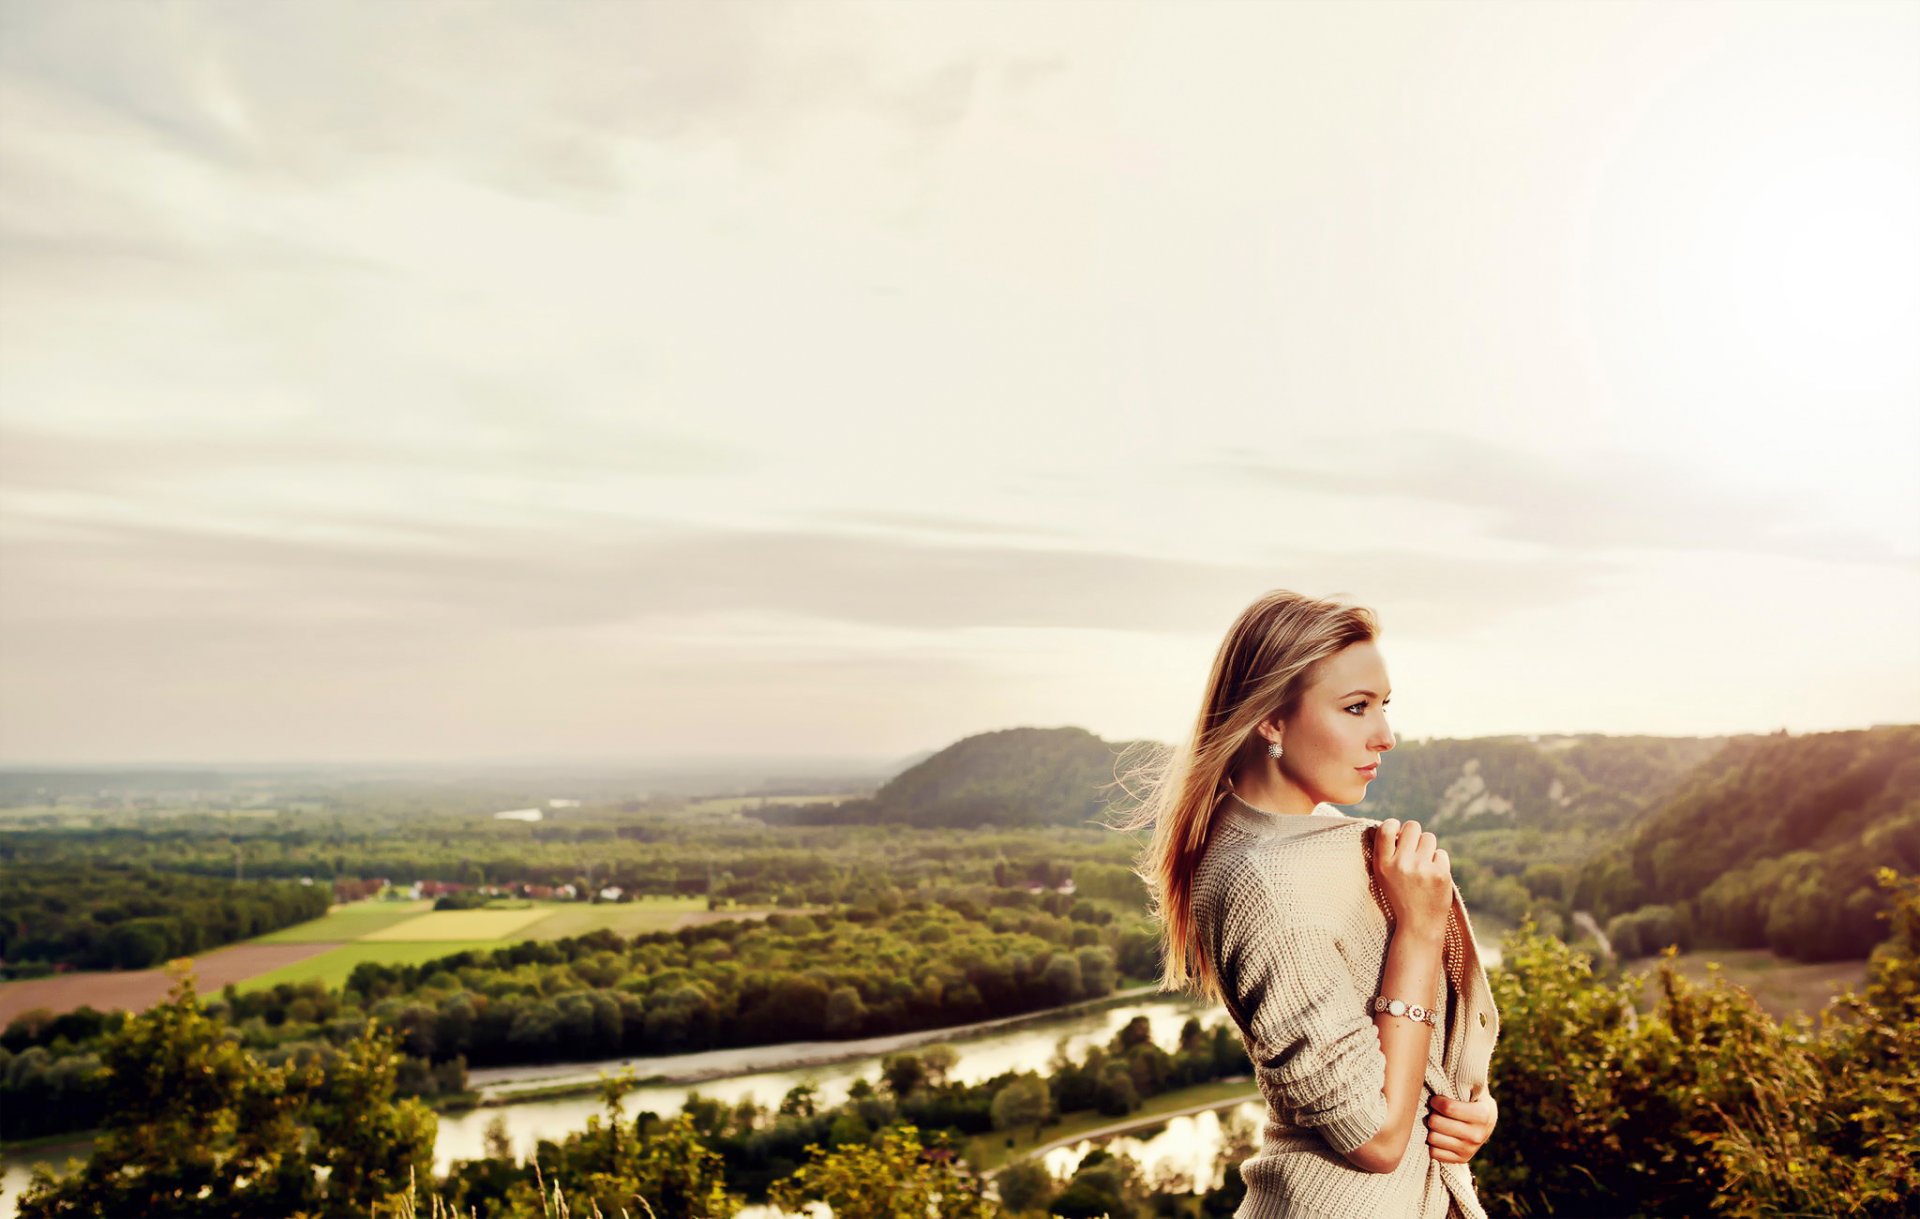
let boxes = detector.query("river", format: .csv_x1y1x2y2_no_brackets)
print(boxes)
2,938,1511,1215
0,988,1233,1216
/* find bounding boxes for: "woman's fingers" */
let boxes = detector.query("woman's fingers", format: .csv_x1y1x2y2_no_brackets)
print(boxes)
1377,818,1401,864
1425,1108,1483,1140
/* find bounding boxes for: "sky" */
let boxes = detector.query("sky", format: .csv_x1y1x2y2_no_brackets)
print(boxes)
1,0,1916,767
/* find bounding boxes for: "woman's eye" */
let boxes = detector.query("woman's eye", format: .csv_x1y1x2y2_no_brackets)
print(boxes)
1345,702,1367,715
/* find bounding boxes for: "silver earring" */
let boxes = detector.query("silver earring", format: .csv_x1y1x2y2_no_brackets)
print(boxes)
1267,742,1284,758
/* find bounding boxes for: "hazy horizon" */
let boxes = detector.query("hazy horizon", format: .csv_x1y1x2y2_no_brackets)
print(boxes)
3,1,1916,765
4,721,1909,776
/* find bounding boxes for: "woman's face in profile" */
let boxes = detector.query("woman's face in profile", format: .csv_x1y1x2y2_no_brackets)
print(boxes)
1282,640,1396,807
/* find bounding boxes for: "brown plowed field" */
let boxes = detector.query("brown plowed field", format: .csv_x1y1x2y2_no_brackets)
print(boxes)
0,942,340,1025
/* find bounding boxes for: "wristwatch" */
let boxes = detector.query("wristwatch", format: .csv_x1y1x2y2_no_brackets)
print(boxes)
1370,994,1437,1027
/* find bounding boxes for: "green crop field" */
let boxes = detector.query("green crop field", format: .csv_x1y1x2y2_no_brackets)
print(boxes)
359,907,556,942
235,940,504,993
253,901,435,943
228,896,771,995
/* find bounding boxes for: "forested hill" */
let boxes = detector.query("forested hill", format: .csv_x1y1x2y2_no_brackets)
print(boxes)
769,726,1740,833
1354,733,1737,833
1575,723,1920,962
766,726,1146,828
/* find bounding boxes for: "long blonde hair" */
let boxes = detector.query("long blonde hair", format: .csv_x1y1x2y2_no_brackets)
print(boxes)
1103,590,1381,1006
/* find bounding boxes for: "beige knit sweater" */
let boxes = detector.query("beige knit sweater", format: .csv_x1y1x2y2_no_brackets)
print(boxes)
1194,794,1501,1219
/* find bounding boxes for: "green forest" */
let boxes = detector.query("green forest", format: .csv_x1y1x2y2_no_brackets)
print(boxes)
12,869,1917,1218
3,723,1917,1214
0,866,330,974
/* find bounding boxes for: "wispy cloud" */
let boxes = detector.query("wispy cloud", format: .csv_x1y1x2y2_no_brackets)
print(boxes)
1214,429,1918,569
2,0,1915,761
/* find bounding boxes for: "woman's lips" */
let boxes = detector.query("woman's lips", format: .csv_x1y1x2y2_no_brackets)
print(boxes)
1357,765,1378,778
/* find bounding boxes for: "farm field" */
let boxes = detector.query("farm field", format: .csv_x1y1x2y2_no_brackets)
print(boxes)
0,896,790,1018
519,902,704,940
360,908,555,941
236,896,726,993
253,900,434,942
235,940,505,992
0,943,335,1025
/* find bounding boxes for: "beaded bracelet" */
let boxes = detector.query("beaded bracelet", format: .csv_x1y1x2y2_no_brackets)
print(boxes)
1370,994,1437,1027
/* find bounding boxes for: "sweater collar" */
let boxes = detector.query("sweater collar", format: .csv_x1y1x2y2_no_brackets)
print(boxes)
1214,789,1372,841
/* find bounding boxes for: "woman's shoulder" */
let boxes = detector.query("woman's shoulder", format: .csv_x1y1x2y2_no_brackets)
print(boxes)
1204,819,1375,922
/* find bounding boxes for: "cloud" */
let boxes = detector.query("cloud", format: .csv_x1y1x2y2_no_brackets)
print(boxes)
0,0,1012,203
1213,429,1919,569
0,494,1608,642
0,423,750,493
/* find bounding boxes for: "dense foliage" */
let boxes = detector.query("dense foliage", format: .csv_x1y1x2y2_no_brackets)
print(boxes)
13,969,434,1219
17,870,1919,1217
0,864,330,975
1,882,1151,1141
1478,865,1920,1217
1577,724,1920,961
1354,732,1734,834
760,726,1149,829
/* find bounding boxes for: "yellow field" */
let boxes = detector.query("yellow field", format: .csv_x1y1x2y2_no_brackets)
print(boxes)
361,908,557,942
521,902,703,940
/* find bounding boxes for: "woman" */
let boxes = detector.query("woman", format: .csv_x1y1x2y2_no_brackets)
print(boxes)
1109,590,1501,1218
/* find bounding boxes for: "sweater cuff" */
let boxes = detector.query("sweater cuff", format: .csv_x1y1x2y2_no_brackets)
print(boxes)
1316,1072,1389,1156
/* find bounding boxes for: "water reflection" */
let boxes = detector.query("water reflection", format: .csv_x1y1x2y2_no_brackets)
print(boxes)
1039,1101,1265,1193
433,996,1224,1171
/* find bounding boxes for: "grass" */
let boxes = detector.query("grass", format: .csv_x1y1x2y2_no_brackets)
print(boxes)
520,900,708,941
229,897,777,995
253,901,435,943
361,908,557,942
1622,945,1871,1023
235,941,506,993
232,898,759,994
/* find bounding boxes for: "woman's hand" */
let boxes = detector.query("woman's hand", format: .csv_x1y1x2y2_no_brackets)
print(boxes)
1371,817,1453,936
1425,1091,1497,1164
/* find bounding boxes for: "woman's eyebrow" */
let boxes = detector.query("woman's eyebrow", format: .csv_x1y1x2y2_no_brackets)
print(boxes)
1338,689,1390,698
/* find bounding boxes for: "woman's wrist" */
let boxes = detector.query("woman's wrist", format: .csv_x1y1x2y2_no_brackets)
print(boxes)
1395,921,1449,948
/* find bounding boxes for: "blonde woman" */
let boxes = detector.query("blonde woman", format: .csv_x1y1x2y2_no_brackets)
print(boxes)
1110,590,1501,1218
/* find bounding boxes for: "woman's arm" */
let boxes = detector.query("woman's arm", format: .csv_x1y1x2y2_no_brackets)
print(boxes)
1340,921,1444,1174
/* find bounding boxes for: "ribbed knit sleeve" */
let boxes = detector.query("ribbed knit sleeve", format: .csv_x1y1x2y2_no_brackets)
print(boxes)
1238,919,1391,1155
1211,858,1390,1158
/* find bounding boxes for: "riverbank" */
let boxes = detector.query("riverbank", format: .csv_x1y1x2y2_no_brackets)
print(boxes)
963,1077,1261,1174
0,981,1183,1160
468,981,1169,1104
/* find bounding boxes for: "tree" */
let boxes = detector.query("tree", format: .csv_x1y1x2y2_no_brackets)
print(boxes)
921,1042,959,1087
1050,1147,1143,1219
825,984,868,1035
769,1124,1000,1219
882,1051,928,1098
500,1074,736,1219
990,1074,1054,1142
779,1079,821,1118
305,1024,436,1211
15,966,432,1218
993,1159,1056,1213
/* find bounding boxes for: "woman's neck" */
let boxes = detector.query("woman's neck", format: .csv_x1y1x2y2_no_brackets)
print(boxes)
1223,770,1318,816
